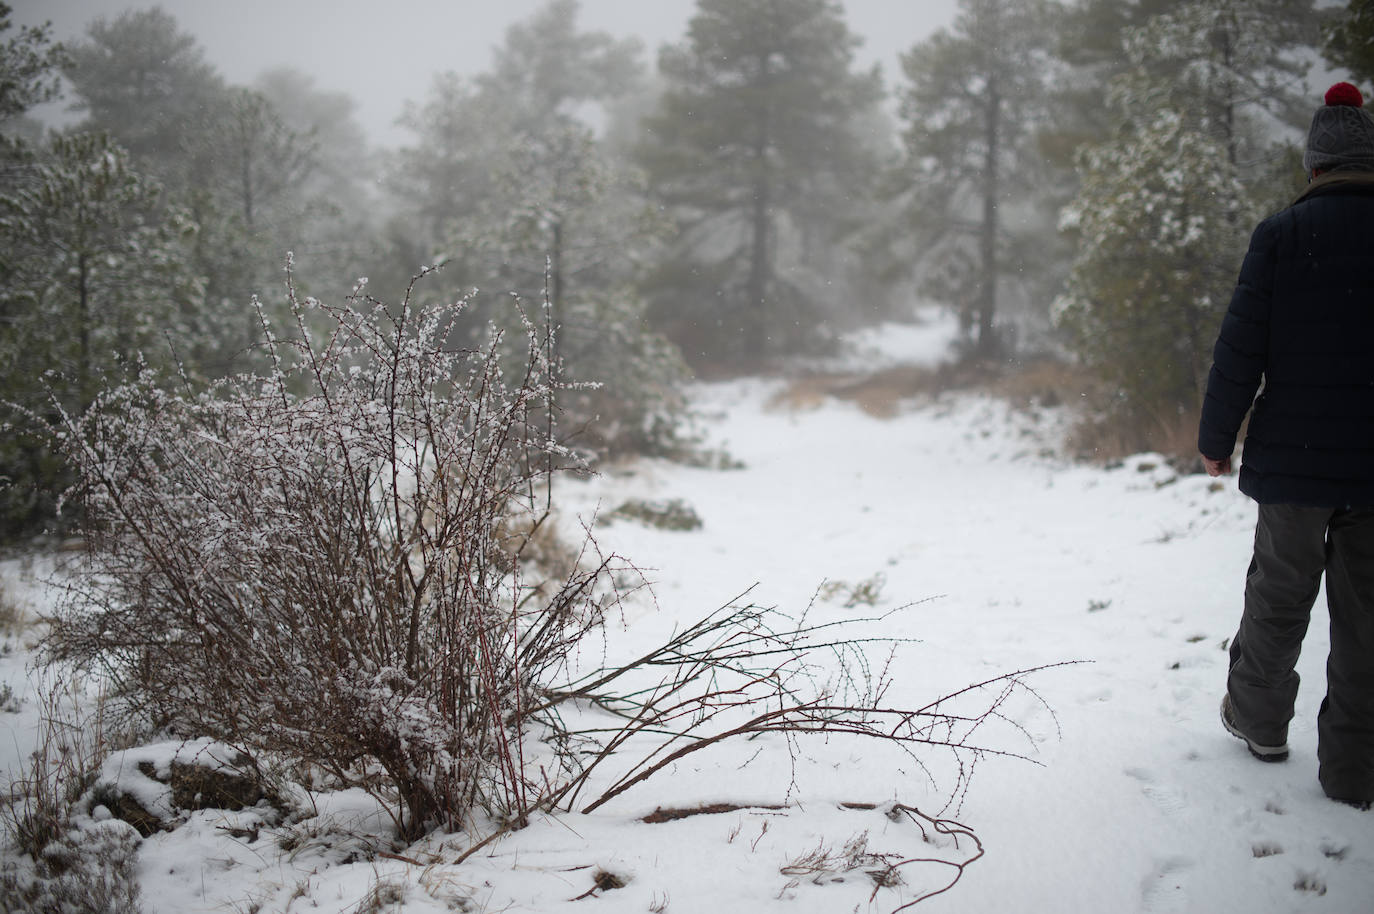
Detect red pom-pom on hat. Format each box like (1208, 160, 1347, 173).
(1326, 82, 1364, 107)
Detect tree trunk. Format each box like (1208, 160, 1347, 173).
(747, 174, 771, 356)
(78, 250, 92, 413)
(746, 55, 773, 357)
(978, 73, 1001, 356)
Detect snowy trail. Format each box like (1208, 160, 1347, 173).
(549, 376, 1374, 913)
(3, 323, 1373, 912)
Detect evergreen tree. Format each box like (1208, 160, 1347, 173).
(477, 0, 643, 130)
(389, 72, 509, 261)
(64, 11, 346, 361)
(636, 0, 883, 362)
(896, 0, 1064, 355)
(0, 2, 66, 180)
(251, 67, 381, 305)
(1044, 0, 1181, 179)
(457, 121, 685, 458)
(0, 133, 202, 536)
(1052, 0, 1320, 164)
(1326, 0, 1374, 85)
(62, 7, 227, 185)
(0, 2, 64, 134)
(0, 4, 70, 539)
(390, 0, 642, 263)
(387, 1, 684, 459)
(1053, 109, 1249, 438)
(253, 67, 374, 220)
(1052, 0, 1310, 444)
(0, 133, 200, 411)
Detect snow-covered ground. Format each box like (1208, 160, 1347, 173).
(3, 309, 1372, 913)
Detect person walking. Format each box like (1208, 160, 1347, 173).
(1198, 82, 1374, 810)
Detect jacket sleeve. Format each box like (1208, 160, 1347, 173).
(1198, 217, 1277, 460)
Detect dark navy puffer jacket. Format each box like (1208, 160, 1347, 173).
(1198, 171, 1374, 507)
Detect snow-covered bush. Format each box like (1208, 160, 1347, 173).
(0, 819, 144, 914)
(550, 288, 692, 462)
(39, 264, 1061, 865)
(0, 672, 145, 913)
(45, 266, 623, 840)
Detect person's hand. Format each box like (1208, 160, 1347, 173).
(1202, 454, 1232, 477)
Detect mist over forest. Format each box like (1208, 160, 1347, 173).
(3, 4, 1374, 911)
(0, 0, 1364, 540)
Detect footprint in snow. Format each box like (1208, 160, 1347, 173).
(1124, 767, 1188, 817)
(1293, 871, 1327, 896)
(1251, 841, 1283, 858)
(1140, 856, 1193, 914)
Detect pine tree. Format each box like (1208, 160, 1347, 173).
(1053, 110, 1250, 437)
(0, 4, 71, 539)
(390, 1, 643, 262)
(0, 2, 65, 132)
(1052, 0, 1320, 167)
(253, 67, 374, 219)
(0, 2, 66, 180)
(477, 0, 643, 131)
(0, 133, 201, 410)
(636, 0, 882, 362)
(1052, 0, 1310, 444)
(387, 1, 684, 459)
(895, 0, 1064, 356)
(1326, 0, 1374, 85)
(64, 10, 350, 360)
(0, 133, 202, 537)
(62, 7, 227, 185)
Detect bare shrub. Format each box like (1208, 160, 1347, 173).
(1, 674, 120, 860)
(45, 265, 627, 841)
(41, 264, 1070, 876)
(1, 674, 144, 913)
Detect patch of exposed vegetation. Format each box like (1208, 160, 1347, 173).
(604, 498, 703, 532)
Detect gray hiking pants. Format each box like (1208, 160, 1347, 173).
(1227, 503, 1374, 802)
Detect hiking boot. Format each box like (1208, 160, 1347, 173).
(1220, 695, 1289, 762)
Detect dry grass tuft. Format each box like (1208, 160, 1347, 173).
(0, 578, 27, 639)
(768, 366, 940, 418)
(1066, 402, 1210, 466)
(771, 353, 1210, 464)
(770, 356, 1093, 421)
(604, 498, 703, 532)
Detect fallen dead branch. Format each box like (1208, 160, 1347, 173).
(875, 804, 985, 909)
(641, 803, 783, 823)
(532, 590, 1078, 818)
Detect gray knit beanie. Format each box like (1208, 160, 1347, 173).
(1304, 82, 1374, 175)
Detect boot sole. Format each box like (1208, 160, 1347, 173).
(1220, 696, 1289, 762)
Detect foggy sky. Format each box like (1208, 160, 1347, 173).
(13, 0, 957, 147)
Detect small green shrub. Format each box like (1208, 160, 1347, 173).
(605, 498, 703, 531)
